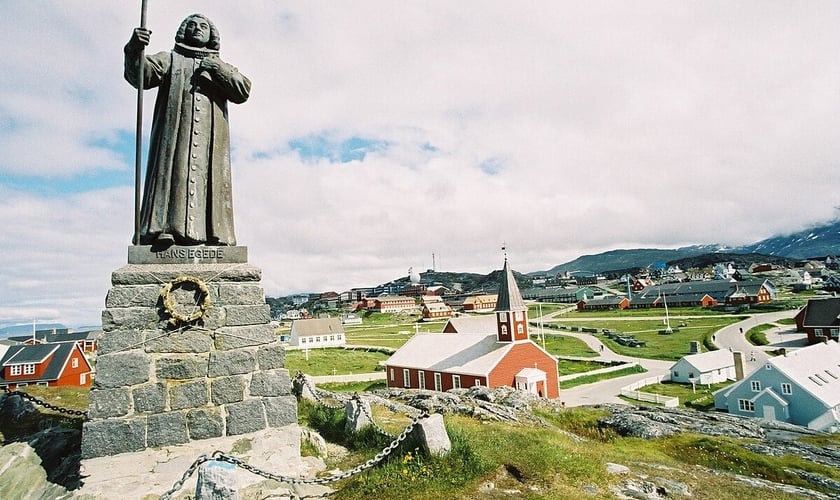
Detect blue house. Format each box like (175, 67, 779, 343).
(713, 341, 840, 432)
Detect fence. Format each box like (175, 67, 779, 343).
(310, 372, 386, 384)
(619, 375, 679, 408)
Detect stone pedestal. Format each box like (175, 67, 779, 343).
(81, 253, 296, 459)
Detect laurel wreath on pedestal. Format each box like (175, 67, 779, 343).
(160, 275, 212, 325)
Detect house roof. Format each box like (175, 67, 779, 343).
(495, 258, 527, 313)
(290, 317, 345, 337)
(385, 332, 515, 376)
(8, 329, 100, 345)
(0, 343, 88, 384)
(801, 298, 840, 328)
(766, 341, 840, 408)
(443, 315, 498, 334)
(2, 344, 59, 365)
(674, 349, 734, 373)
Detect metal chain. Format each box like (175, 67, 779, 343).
(2, 388, 89, 419)
(159, 453, 212, 500)
(214, 410, 429, 486)
(355, 394, 397, 439)
(159, 410, 429, 498)
(297, 373, 345, 410)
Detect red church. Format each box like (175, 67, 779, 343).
(385, 257, 559, 399)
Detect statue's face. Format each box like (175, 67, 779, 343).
(183, 17, 211, 47)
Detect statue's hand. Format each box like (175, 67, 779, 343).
(199, 56, 222, 75)
(128, 27, 151, 49)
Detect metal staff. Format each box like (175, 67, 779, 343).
(133, 0, 148, 246)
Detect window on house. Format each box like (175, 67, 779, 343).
(23, 364, 35, 375)
(434, 373, 442, 392)
(832, 329, 839, 339)
(453, 375, 461, 389)
(337, 334, 343, 340)
(390, 368, 394, 382)
(418, 371, 425, 390)
(10, 365, 21, 376)
(79, 373, 86, 385)
(37, 382, 48, 387)
(72, 358, 79, 368)
(815, 328, 824, 337)
(673, 371, 679, 377)
(500, 325, 508, 336)
(750, 381, 761, 392)
(403, 369, 411, 388)
(514, 311, 522, 321)
(474, 379, 482, 387)
(781, 383, 792, 395)
(738, 399, 755, 412)
(517, 324, 524, 335)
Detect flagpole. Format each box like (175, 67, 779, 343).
(133, 0, 148, 246)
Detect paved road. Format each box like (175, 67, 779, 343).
(532, 309, 802, 407)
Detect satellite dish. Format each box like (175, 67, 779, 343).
(409, 267, 421, 284)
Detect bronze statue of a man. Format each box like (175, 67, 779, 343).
(125, 14, 251, 246)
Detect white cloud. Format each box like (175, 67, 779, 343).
(1, 1, 839, 326)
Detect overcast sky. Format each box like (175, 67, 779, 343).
(1, 1, 839, 328)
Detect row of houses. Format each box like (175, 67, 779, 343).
(576, 279, 776, 311)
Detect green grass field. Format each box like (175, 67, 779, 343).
(547, 316, 743, 360)
(530, 334, 598, 357)
(285, 348, 389, 376)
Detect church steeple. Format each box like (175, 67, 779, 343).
(495, 255, 529, 342)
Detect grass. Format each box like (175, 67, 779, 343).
(547, 317, 744, 361)
(634, 380, 732, 410)
(285, 348, 389, 376)
(746, 323, 774, 346)
(320, 381, 387, 392)
(558, 365, 646, 389)
(557, 359, 624, 376)
(530, 334, 598, 358)
(299, 397, 840, 500)
(344, 321, 446, 348)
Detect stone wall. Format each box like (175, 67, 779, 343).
(82, 262, 296, 459)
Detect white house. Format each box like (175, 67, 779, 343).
(669, 349, 737, 384)
(713, 341, 840, 431)
(290, 317, 346, 348)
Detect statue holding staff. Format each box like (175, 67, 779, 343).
(125, 13, 251, 246)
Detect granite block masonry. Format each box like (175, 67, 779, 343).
(81, 258, 297, 459)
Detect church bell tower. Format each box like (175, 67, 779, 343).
(495, 256, 529, 342)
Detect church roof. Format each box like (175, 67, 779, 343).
(385, 332, 515, 376)
(495, 258, 527, 313)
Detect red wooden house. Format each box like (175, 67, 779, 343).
(795, 297, 840, 345)
(386, 257, 559, 399)
(0, 342, 92, 390)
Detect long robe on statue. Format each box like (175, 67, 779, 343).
(124, 41, 251, 246)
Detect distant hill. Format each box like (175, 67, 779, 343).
(533, 245, 727, 277)
(736, 218, 840, 259)
(0, 323, 66, 339)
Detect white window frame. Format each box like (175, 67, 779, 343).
(23, 364, 35, 375)
(403, 369, 411, 388)
(815, 328, 824, 337)
(517, 324, 524, 335)
(781, 383, 792, 395)
(500, 325, 508, 336)
(389, 368, 394, 382)
(453, 374, 461, 389)
(10, 365, 21, 376)
(738, 399, 755, 412)
(434, 372, 442, 392)
(750, 380, 761, 392)
(474, 379, 482, 387)
(72, 358, 79, 369)
(80, 373, 86, 385)
(418, 370, 425, 390)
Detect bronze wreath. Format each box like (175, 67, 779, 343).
(160, 275, 212, 325)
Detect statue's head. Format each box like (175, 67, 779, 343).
(176, 14, 220, 50)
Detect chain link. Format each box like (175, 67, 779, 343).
(2, 387, 89, 419)
(159, 454, 212, 500)
(355, 394, 397, 439)
(159, 410, 429, 498)
(297, 372, 346, 410)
